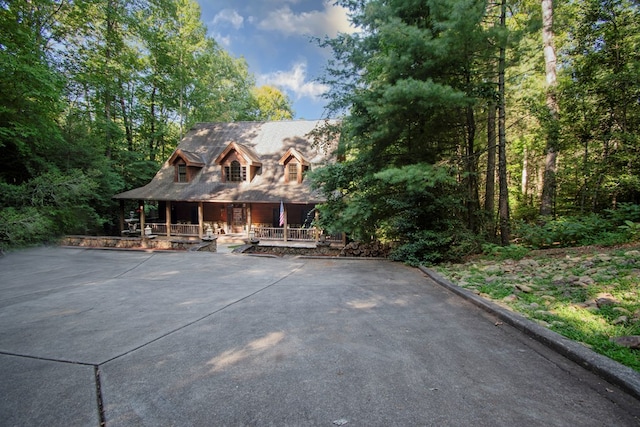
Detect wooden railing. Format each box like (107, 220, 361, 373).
(253, 226, 343, 243)
(253, 227, 284, 240)
(148, 223, 200, 236)
(148, 223, 343, 242)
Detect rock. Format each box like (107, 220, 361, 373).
(551, 275, 565, 284)
(518, 259, 539, 268)
(597, 253, 612, 262)
(529, 302, 540, 309)
(534, 310, 553, 317)
(515, 284, 533, 293)
(612, 307, 631, 315)
(578, 276, 595, 286)
(483, 264, 502, 274)
(624, 250, 640, 258)
(503, 294, 518, 302)
(612, 316, 628, 325)
(595, 293, 619, 307)
(485, 275, 500, 283)
(610, 335, 640, 349)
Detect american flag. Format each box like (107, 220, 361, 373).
(279, 201, 285, 226)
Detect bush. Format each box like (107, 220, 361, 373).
(482, 243, 529, 260)
(513, 213, 631, 248)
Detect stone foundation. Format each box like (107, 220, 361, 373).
(243, 244, 343, 257)
(60, 235, 216, 252)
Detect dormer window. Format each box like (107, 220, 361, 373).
(215, 142, 262, 183)
(168, 149, 205, 183)
(288, 163, 298, 182)
(279, 148, 310, 184)
(225, 160, 247, 182)
(177, 163, 187, 182)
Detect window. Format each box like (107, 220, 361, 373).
(177, 164, 187, 182)
(225, 160, 246, 182)
(288, 163, 298, 183)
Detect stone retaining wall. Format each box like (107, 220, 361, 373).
(61, 235, 216, 252)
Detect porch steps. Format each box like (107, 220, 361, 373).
(215, 233, 249, 245)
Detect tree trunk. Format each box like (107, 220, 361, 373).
(485, 101, 497, 228)
(466, 104, 479, 232)
(150, 86, 157, 162)
(498, 0, 510, 245)
(539, 0, 559, 216)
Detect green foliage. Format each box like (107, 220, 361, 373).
(436, 248, 640, 371)
(512, 211, 640, 248)
(482, 243, 530, 260)
(0, 170, 106, 249)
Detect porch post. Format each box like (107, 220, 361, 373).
(139, 200, 145, 236)
(314, 209, 320, 242)
(283, 203, 288, 242)
(198, 202, 204, 239)
(166, 201, 171, 237)
(119, 199, 125, 234)
(246, 203, 252, 239)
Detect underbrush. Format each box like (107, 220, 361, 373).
(435, 246, 640, 372)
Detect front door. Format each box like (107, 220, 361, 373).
(228, 205, 246, 233)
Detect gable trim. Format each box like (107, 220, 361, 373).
(278, 147, 309, 166)
(215, 142, 262, 167)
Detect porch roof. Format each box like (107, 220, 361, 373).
(113, 120, 339, 204)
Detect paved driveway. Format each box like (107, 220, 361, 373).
(0, 247, 638, 426)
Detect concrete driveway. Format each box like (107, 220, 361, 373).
(0, 247, 638, 426)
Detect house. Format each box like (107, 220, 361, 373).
(113, 120, 341, 243)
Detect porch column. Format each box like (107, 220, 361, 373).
(246, 203, 252, 239)
(139, 200, 145, 236)
(283, 203, 288, 242)
(314, 210, 320, 242)
(119, 200, 125, 234)
(198, 202, 204, 239)
(166, 201, 171, 237)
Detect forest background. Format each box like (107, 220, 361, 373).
(1, 0, 639, 265)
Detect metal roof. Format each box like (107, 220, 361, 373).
(113, 120, 339, 204)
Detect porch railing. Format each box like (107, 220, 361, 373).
(148, 223, 200, 236)
(253, 226, 343, 243)
(147, 223, 343, 242)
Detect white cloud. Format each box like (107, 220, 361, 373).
(258, 61, 328, 102)
(211, 32, 232, 48)
(212, 9, 244, 30)
(257, 0, 355, 37)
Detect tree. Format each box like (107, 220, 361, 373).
(248, 85, 294, 121)
(313, 0, 493, 263)
(539, 0, 560, 216)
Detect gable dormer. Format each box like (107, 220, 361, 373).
(168, 149, 205, 183)
(214, 142, 262, 183)
(279, 148, 310, 184)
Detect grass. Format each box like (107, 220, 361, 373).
(434, 245, 640, 372)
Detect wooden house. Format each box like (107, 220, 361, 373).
(113, 120, 341, 243)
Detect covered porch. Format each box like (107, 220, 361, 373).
(119, 200, 343, 244)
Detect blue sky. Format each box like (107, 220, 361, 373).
(195, 0, 356, 120)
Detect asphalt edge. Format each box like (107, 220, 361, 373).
(419, 265, 640, 402)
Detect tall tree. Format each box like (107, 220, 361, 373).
(539, 0, 559, 216)
(313, 0, 492, 263)
(497, 0, 511, 244)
